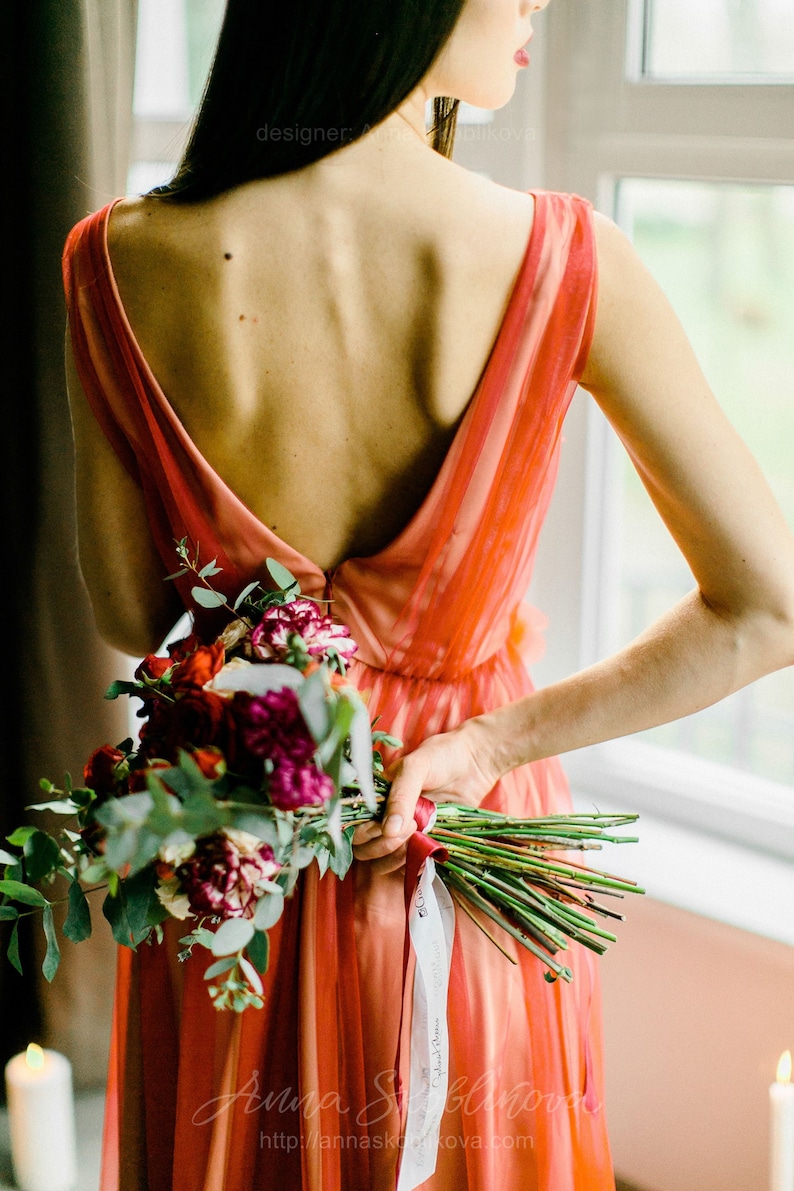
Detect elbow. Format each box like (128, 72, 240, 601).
(765, 601, 794, 670)
(724, 594, 794, 676)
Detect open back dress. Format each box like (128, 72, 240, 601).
(63, 187, 615, 1191)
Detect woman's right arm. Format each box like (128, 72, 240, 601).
(354, 210, 794, 872)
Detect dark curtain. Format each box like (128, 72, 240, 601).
(1, 0, 138, 1089)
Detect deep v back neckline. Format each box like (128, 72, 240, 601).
(100, 190, 545, 578)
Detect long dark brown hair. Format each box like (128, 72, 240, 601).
(151, 1, 465, 201)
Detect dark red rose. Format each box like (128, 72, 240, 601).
(83, 745, 126, 796)
(134, 654, 174, 682)
(168, 633, 199, 662)
(170, 643, 226, 692)
(166, 689, 237, 761)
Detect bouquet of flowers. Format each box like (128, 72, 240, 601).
(0, 542, 644, 1011)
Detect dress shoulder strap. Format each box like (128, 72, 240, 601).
(381, 187, 599, 679)
(62, 201, 144, 486)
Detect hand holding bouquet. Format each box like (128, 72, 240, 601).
(0, 543, 644, 1011)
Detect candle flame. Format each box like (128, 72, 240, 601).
(25, 1043, 44, 1071)
(777, 1050, 792, 1084)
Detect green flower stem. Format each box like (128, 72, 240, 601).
(442, 868, 573, 982)
(442, 860, 570, 952)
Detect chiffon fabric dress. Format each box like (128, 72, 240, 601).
(63, 187, 615, 1191)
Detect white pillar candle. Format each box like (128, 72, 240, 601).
(4, 1045, 77, 1191)
(771, 1050, 794, 1191)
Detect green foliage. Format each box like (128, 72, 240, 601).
(253, 888, 284, 931)
(191, 586, 227, 609)
(265, 557, 299, 593)
(6, 826, 36, 848)
(7, 922, 22, 975)
(22, 830, 60, 883)
(0, 880, 48, 908)
(211, 917, 254, 956)
(41, 906, 60, 983)
(101, 868, 163, 950)
(105, 680, 143, 701)
(63, 881, 92, 944)
(246, 930, 269, 975)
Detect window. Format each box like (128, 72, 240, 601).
(643, 0, 794, 80)
(128, 0, 544, 195)
(129, 0, 226, 195)
(533, 0, 794, 864)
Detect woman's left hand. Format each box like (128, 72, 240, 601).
(351, 717, 503, 876)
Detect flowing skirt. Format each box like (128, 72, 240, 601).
(100, 648, 616, 1191)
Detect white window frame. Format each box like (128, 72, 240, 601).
(531, 0, 794, 871)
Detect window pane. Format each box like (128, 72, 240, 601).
(614, 178, 794, 784)
(644, 0, 794, 79)
(133, 0, 223, 118)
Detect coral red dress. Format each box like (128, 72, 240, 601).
(63, 188, 614, 1191)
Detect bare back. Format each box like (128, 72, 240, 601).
(107, 150, 536, 572)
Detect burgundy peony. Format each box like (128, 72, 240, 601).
(234, 688, 315, 765)
(176, 829, 281, 918)
(251, 598, 356, 663)
(268, 760, 334, 811)
(83, 745, 126, 796)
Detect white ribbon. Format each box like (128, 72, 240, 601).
(396, 845, 456, 1191)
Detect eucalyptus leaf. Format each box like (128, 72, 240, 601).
(228, 812, 281, 851)
(41, 905, 61, 983)
(298, 669, 331, 743)
(0, 906, 18, 921)
(204, 956, 237, 981)
(314, 845, 331, 878)
(0, 849, 18, 866)
(265, 558, 298, 591)
(199, 558, 220, 577)
(347, 696, 377, 812)
(211, 917, 255, 957)
(247, 929, 270, 974)
(292, 846, 315, 870)
(327, 828, 354, 879)
(239, 955, 264, 996)
(325, 799, 343, 850)
(190, 586, 227, 609)
(253, 889, 284, 931)
(233, 581, 260, 609)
